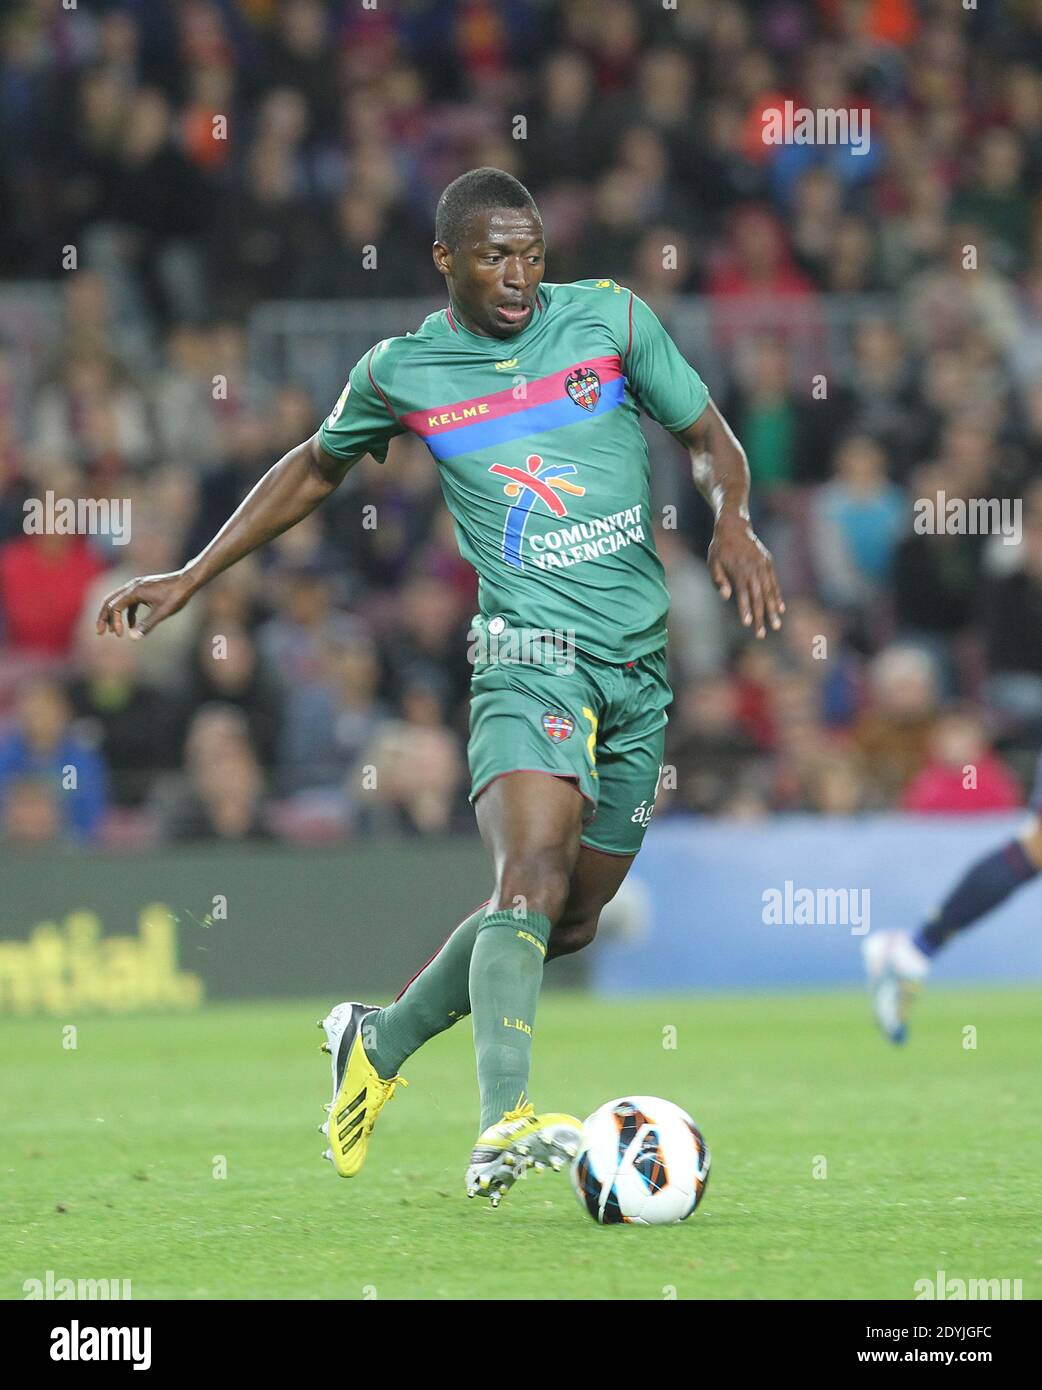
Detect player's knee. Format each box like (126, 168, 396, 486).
(547, 912, 599, 959)
(491, 854, 572, 925)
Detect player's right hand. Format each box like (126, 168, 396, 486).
(95, 570, 195, 639)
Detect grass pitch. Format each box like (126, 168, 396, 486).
(2, 988, 1038, 1300)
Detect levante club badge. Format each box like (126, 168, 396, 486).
(565, 367, 601, 411)
(542, 712, 575, 741)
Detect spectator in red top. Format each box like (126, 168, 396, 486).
(707, 205, 816, 301)
(706, 205, 823, 360)
(902, 709, 1022, 815)
(0, 530, 105, 657)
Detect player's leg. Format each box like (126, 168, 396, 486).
(546, 644, 672, 962)
(348, 833, 633, 1097)
(362, 839, 633, 1075)
(548, 843, 636, 959)
(470, 769, 585, 1127)
(318, 898, 492, 1177)
(863, 808, 1042, 1044)
(326, 817, 632, 1184)
(320, 652, 601, 1180)
(463, 650, 669, 1197)
(369, 652, 604, 1078)
(363, 899, 490, 1080)
(463, 769, 591, 1202)
(913, 815, 1042, 958)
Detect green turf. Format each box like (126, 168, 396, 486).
(1, 988, 1039, 1300)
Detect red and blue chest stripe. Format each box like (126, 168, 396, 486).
(399, 355, 625, 461)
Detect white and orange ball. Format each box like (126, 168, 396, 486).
(571, 1096, 711, 1226)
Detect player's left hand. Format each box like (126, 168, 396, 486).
(707, 514, 784, 639)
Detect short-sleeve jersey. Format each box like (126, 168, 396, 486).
(318, 279, 709, 663)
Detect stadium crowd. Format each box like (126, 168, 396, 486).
(1, 0, 1042, 847)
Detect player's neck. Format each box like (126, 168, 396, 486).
(446, 290, 543, 344)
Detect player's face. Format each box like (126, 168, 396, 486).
(435, 207, 546, 339)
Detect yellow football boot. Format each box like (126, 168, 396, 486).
(317, 1002, 407, 1177)
(465, 1102, 583, 1207)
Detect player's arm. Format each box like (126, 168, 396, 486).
(96, 435, 357, 638)
(618, 285, 784, 638)
(674, 401, 784, 640)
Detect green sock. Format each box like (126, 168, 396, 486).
(366, 903, 488, 1079)
(469, 907, 552, 1133)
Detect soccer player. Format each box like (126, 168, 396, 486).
(96, 168, 783, 1205)
(863, 805, 1042, 1044)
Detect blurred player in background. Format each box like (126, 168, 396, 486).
(96, 167, 782, 1204)
(864, 798, 1042, 1044)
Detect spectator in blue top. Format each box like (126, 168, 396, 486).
(811, 435, 907, 616)
(0, 677, 109, 842)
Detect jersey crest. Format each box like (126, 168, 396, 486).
(565, 367, 601, 412)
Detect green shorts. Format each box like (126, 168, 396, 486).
(467, 636, 673, 857)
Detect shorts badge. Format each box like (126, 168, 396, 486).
(542, 711, 575, 741)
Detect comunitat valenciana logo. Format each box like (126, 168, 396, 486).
(490, 453, 585, 568)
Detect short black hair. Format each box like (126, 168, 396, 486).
(435, 167, 541, 251)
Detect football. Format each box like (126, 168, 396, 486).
(570, 1095, 711, 1226)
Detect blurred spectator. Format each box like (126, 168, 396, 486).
(845, 318, 919, 472)
(810, 436, 906, 616)
(851, 645, 940, 806)
(152, 706, 271, 843)
(279, 622, 389, 795)
(724, 334, 849, 491)
(175, 624, 284, 769)
(380, 573, 472, 714)
(656, 527, 727, 683)
(32, 353, 151, 470)
(1, 777, 64, 848)
(101, 87, 212, 326)
(523, 51, 609, 189)
(257, 563, 345, 691)
(802, 749, 870, 817)
(667, 676, 761, 816)
(352, 721, 468, 836)
(150, 325, 225, 470)
(768, 669, 842, 810)
(776, 597, 861, 729)
(901, 708, 1022, 815)
(75, 502, 200, 687)
(707, 205, 820, 357)
(950, 127, 1033, 277)
(982, 485, 1042, 722)
(67, 629, 179, 808)
(0, 528, 105, 659)
(892, 462, 984, 645)
(0, 678, 109, 841)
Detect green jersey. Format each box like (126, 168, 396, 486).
(318, 278, 709, 663)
